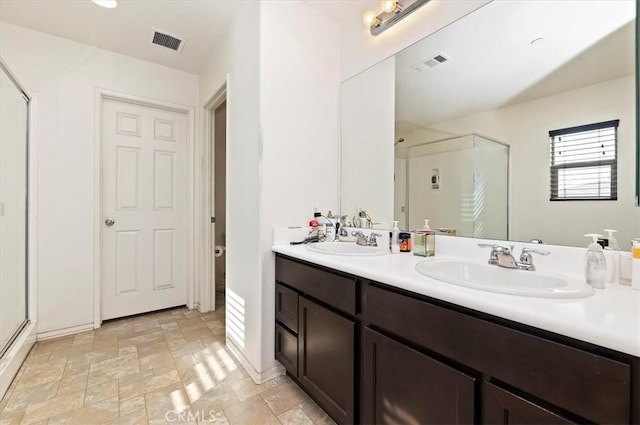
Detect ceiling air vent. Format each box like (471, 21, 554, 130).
(411, 52, 451, 72)
(149, 28, 186, 53)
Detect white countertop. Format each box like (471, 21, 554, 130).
(272, 235, 640, 357)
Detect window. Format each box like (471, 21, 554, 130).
(549, 120, 618, 201)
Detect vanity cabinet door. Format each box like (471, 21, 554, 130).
(298, 296, 355, 425)
(483, 382, 577, 424)
(363, 326, 476, 425)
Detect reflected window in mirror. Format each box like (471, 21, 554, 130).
(550, 120, 619, 201)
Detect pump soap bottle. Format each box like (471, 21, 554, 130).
(413, 219, 435, 257)
(584, 234, 606, 289)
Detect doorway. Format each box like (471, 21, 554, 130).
(211, 101, 226, 310)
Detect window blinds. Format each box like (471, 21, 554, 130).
(549, 120, 618, 201)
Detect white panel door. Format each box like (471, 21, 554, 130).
(101, 99, 187, 320)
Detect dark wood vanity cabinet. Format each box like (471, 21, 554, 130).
(275, 256, 357, 425)
(362, 326, 476, 424)
(274, 254, 639, 425)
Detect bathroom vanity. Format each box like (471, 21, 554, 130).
(272, 244, 640, 425)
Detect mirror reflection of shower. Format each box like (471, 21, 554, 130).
(395, 138, 405, 146)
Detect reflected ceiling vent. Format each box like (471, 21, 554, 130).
(411, 52, 451, 71)
(149, 28, 186, 53)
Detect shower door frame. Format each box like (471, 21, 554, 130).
(0, 57, 39, 399)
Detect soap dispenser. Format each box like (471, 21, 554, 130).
(584, 234, 606, 289)
(603, 229, 620, 284)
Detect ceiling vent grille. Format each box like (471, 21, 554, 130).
(411, 52, 451, 71)
(149, 28, 186, 53)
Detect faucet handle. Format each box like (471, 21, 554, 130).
(369, 232, 382, 246)
(521, 247, 550, 256)
(519, 247, 550, 271)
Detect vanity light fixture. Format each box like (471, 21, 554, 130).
(363, 0, 431, 36)
(91, 0, 118, 8)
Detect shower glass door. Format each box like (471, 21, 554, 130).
(0, 59, 29, 356)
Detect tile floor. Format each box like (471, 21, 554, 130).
(0, 293, 335, 425)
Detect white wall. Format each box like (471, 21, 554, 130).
(0, 22, 199, 334)
(260, 0, 340, 375)
(198, 0, 340, 380)
(341, 57, 395, 226)
(429, 75, 636, 249)
(339, 0, 490, 80)
(199, 1, 262, 375)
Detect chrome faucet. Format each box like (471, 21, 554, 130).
(352, 231, 382, 247)
(478, 244, 549, 271)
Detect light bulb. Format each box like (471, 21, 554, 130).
(362, 10, 379, 27)
(91, 0, 118, 8)
(381, 0, 397, 13)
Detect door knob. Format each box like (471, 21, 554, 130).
(105, 218, 115, 226)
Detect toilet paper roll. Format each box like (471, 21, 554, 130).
(214, 245, 226, 258)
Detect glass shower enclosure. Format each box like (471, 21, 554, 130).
(399, 134, 509, 239)
(0, 59, 30, 358)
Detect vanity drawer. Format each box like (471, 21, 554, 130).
(276, 256, 356, 316)
(362, 283, 631, 424)
(276, 283, 298, 333)
(276, 323, 298, 377)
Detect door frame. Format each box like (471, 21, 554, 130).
(198, 78, 227, 313)
(92, 89, 196, 328)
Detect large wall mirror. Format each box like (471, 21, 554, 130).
(341, 0, 638, 249)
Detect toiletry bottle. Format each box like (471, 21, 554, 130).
(603, 229, 620, 284)
(399, 232, 412, 252)
(425, 222, 436, 257)
(413, 219, 435, 257)
(584, 234, 606, 289)
(390, 221, 400, 254)
(323, 212, 336, 242)
(632, 239, 640, 290)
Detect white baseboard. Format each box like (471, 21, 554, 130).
(226, 338, 285, 384)
(1, 322, 37, 399)
(37, 323, 94, 341)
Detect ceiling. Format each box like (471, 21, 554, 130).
(395, 0, 636, 127)
(0, 0, 246, 74)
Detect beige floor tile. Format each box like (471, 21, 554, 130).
(48, 396, 119, 425)
(138, 351, 175, 372)
(313, 413, 337, 425)
(20, 389, 85, 424)
(144, 383, 191, 422)
(187, 384, 240, 414)
(64, 347, 119, 373)
(260, 382, 308, 416)
(298, 399, 326, 422)
(223, 395, 280, 425)
(34, 336, 75, 353)
(0, 380, 59, 413)
(14, 357, 66, 390)
(88, 353, 140, 386)
(72, 331, 95, 346)
(0, 409, 25, 425)
(137, 340, 170, 359)
(119, 369, 180, 401)
(120, 396, 146, 416)
(169, 340, 206, 358)
(278, 407, 314, 425)
(85, 379, 119, 404)
(57, 368, 89, 395)
(231, 377, 280, 402)
(22, 350, 50, 366)
(105, 409, 148, 425)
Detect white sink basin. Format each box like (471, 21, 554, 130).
(306, 242, 388, 256)
(416, 259, 594, 298)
